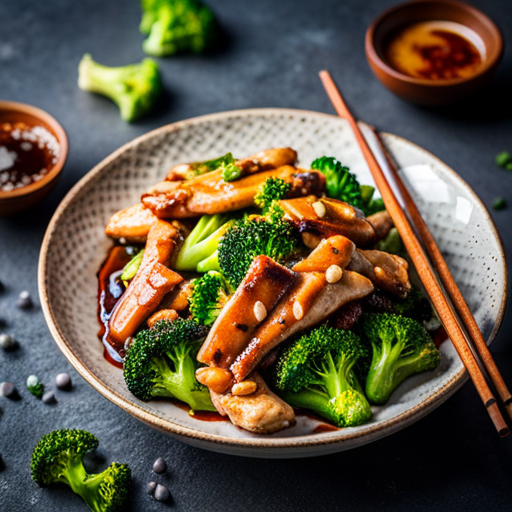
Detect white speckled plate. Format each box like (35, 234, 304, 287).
(39, 109, 507, 458)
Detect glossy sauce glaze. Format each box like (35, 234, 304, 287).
(0, 121, 60, 192)
(384, 21, 484, 80)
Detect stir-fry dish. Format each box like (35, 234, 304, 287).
(98, 147, 442, 435)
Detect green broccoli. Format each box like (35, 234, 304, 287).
(360, 313, 440, 405)
(274, 324, 371, 428)
(123, 318, 216, 411)
(140, 0, 217, 57)
(391, 287, 434, 323)
(78, 54, 162, 122)
(375, 227, 404, 255)
(189, 271, 232, 326)
(31, 429, 131, 512)
(180, 153, 239, 180)
(359, 184, 386, 216)
(311, 156, 363, 209)
(175, 214, 230, 272)
(120, 250, 144, 286)
(254, 177, 292, 213)
(219, 152, 242, 182)
(26, 375, 45, 398)
(218, 214, 299, 288)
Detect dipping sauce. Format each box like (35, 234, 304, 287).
(0, 121, 60, 192)
(384, 21, 485, 80)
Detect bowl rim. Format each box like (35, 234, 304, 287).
(38, 108, 508, 451)
(365, 0, 504, 87)
(0, 100, 68, 200)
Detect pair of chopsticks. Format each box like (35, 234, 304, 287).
(319, 70, 512, 437)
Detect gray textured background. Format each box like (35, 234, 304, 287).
(1, 0, 512, 510)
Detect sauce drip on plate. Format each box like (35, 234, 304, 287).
(384, 21, 484, 80)
(0, 121, 59, 192)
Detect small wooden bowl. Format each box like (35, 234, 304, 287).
(365, 0, 504, 105)
(0, 101, 68, 216)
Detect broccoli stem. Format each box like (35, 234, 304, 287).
(281, 388, 340, 425)
(196, 250, 221, 272)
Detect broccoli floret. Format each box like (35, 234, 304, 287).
(123, 318, 215, 411)
(120, 249, 144, 286)
(254, 177, 292, 213)
(274, 324, 371, 428)
(359, 184, 386, 216)
(140, 0, 217, 57)
(375, 227, 404, 255)
(218, 214, 299, 288)
(78, 54, 162, 122)
(189, 271, 232, 326)
(31, 429, 130, 512)
(391, 287, 433, 323)
(175, 214, 230, 272)
(361, 313, 440, 405)
(311, 156, 363, 209)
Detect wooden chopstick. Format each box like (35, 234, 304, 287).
(319, 69, 510, 437)
(368, 126, 512, 421)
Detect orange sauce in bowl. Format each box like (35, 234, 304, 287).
(384, 21, 485, 80)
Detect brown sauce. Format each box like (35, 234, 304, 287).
(0, 121, 59, 192)
(172, 400, 229, 422)
(384, 21, 483, 80)
(432, 325, 448, 348)
(97, 245, 137, 364)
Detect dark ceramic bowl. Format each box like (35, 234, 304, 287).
(0, 101, 68, 216)
(365, 0, 503, 105)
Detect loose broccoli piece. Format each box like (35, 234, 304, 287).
(375, 227, 404, 255)
(175, 214, 230, 272)
(78, 54, 162, 122)
(361, 313, 440, 405)
(31, 429, 130, 512)
(495, 151, 512, 169)
(274, 324, 371, 427)
(311, 156, 363, 209)
(181, 153, 238, 180)
(189, 271, 232, 326)
(27, 375, 45, 398)
(219, 152, 242, 182)
(391, 286, 433, 323)
(218, 214, 299, 288)
(140, 0, 217, 57)
(120, 249, 144, 286)
(254, 177, 292, 213)
(123, 318, 216, 411)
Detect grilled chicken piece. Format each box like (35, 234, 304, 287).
(142, 166, 325, 219)
(348, 249, 411, 298)
(147, 309, 178, 328)
(292, 235, 355, 272)
(106, 220, 183, 350)
(210, 373, 296, 434)
(159, 279, 194, 312)
(105, 203, 159, 243)
(165, 147, 298, 181)
(231, 270, 374, 382)
(279, 196, 377, 248)
(197, 255, 296, 368)
(367, 210, 394, 240)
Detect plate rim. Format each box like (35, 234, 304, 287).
(38, 107, 508, 452)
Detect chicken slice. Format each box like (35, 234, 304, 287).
(142, 166, 325, 219)
(292, 235, 355, 272)
(348, 249, 411, 298)
(367, 210, 394, 240)
(106, 220, 183, 350)
(197, 255, 296, 368)
(165, 147, 298, 181)
(279, 196, 377, 248)
(105, 203, 159, 243)
(210, 373, 296, 434)
(231, 270, 374, 382)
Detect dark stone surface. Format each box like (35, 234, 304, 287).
(1, 0, 512, 510)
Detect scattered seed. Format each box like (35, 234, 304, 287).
(147, 481, 157, 495)
(152, 457, 167, 474)
(325, 264, 343, 284)
(16, 290, 33, 309)
(253, 301, 267, 322)
(55, 372, 72, 390)
(26, 375, 44, 398)
(42, 391, 56, 404)
(0, 382, 16, 399)
(312, 201, 326, 218)
(154, 484, 170, 502)
(293, 301, 304, 320)
(232, 381, 258, 396)
(0, 334, 18, 351)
